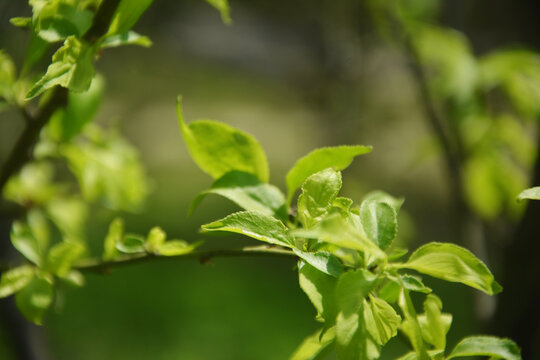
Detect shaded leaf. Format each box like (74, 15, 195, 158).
(107, 0, 154, 36)
(15, 276, 53, 325)
(359, 199, 397, 250)
(293, 249, 344, 278)
(0, 266, 35, 298)
(202, 211, 293, 247)
(298, 261, 338, 323)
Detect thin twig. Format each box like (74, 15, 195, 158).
(75, 246, 297, 274)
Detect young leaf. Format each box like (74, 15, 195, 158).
(45, 241, 85, 277)
(400, 275, 431, 294)
(447, 336, 521, 360)
(46, 197, 88, 241)
(417, 294, 451, 350)
(107, 0, 154, 36)
(0, 266, 35, 298)
(298, 261, 338, 323)
(205, 0, 232, 25)
(0, 50, 15, 102)
(177, 97, 269, 182)
(101, 31, 152, 48)
(398, 289, 429, 360)
(297, 169, 342, 228)
(47, 74, 105, 142)
(293, 249, 344, 278)
(398, 242, 502, 295)
(103, 218, 123, 260)
(189, 171, 285, 219)
(15, 276, 54, 325)
(364, 295, 401, 345)
(26, 36, 95, 99)
(335, 269, 379, 360)
(517, 186, 540, 201)
(201, 211, 293, 247)
(286, 145, 372, 204)
(157, 240, 202, 256)
(290, 327, 335, 360)
(302, 214, 386, 261)
(116, 234, 146, 254)
(11, 221, 46, 266)
(146, 226, 166, 253)
(359, 199, 397, 250)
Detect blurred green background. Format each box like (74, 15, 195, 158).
(1, 0, 539, 359)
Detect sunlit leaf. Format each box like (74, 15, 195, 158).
(157, 240, 202, 256)
(107, 0, 154, 36)
(447, 336, 521, 360)
(290, 327, 335, 360)
(298, 261, 338, 324)
(46, 241, 85, 277)
(517, 186, 540, 201)
(399, 242, 502, 295)
(177, 97, 269, 182)
(101, 31, 152, 48)
(26, 36, 96, 99)
(146, 226, 166, 253)
(364, 295, 401, 345)
(103, 218, 123, 260)
(297, 169, 342, 229)
(286, 145, 372, 204)
(417, 294, 451, 349)
(204, 0, 232, 24)
(359, 199, 397, 250)
(117, 234, 146, 254)
(202, 211, 293, 247)
(190, 171, 285, 219)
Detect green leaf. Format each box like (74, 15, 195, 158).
(286, 145, 372, 204)
(11, 219, 48, 266)
(398, 289, 429, 360)
(26, 36, 95, 99)
(10, 17, 32, 27)
(377, 278, 401, 304)
(364, 295, 401, 345)
(447, 336, 521, 360)
(290, 327, 335, 360)
(359, 199, 397, 250)
(300, 214, 386, 262)
(60, 270, 85, 287)
(15, 276, 54, 325)
(189, 171, 285, 219)
(517, 186, 540, 201)
(0, 266, 35, 298)
(177, 97, 269, 182)
(117, 234, 146, 254)
(201, 211, 293, 247)
(48, 74, 105, 142)
(298, 169, 342, 228)
(204, 0, 232, 24)
(46, 197, 88, 241)
(62, 126, 149, 210)
(103, 218, 123, 260)
(400, 275, 431, 294)
(3, 162, 59, 206)
(335, 269, 379, 360)
(101, 31, 152, 48)
(293, 249, 344, 278)
(45, 241, 85, 277)
(107, 0, 154, 36)
(417, 294, 451, 350)
(146, 226, 166, 253)
(298, 261, 338, 323)
(0, 50, 16, 102)
(29, 0, 93, 42)
(399, 242, 502, 295)
(157, 240, 202, 256)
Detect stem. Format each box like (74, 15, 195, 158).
(75, 246, 297, 274)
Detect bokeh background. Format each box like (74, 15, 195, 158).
(1, 0, 540, 359)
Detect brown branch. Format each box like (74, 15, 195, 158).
(75, 246, 297, 274)
(0, 0, 122, 192)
